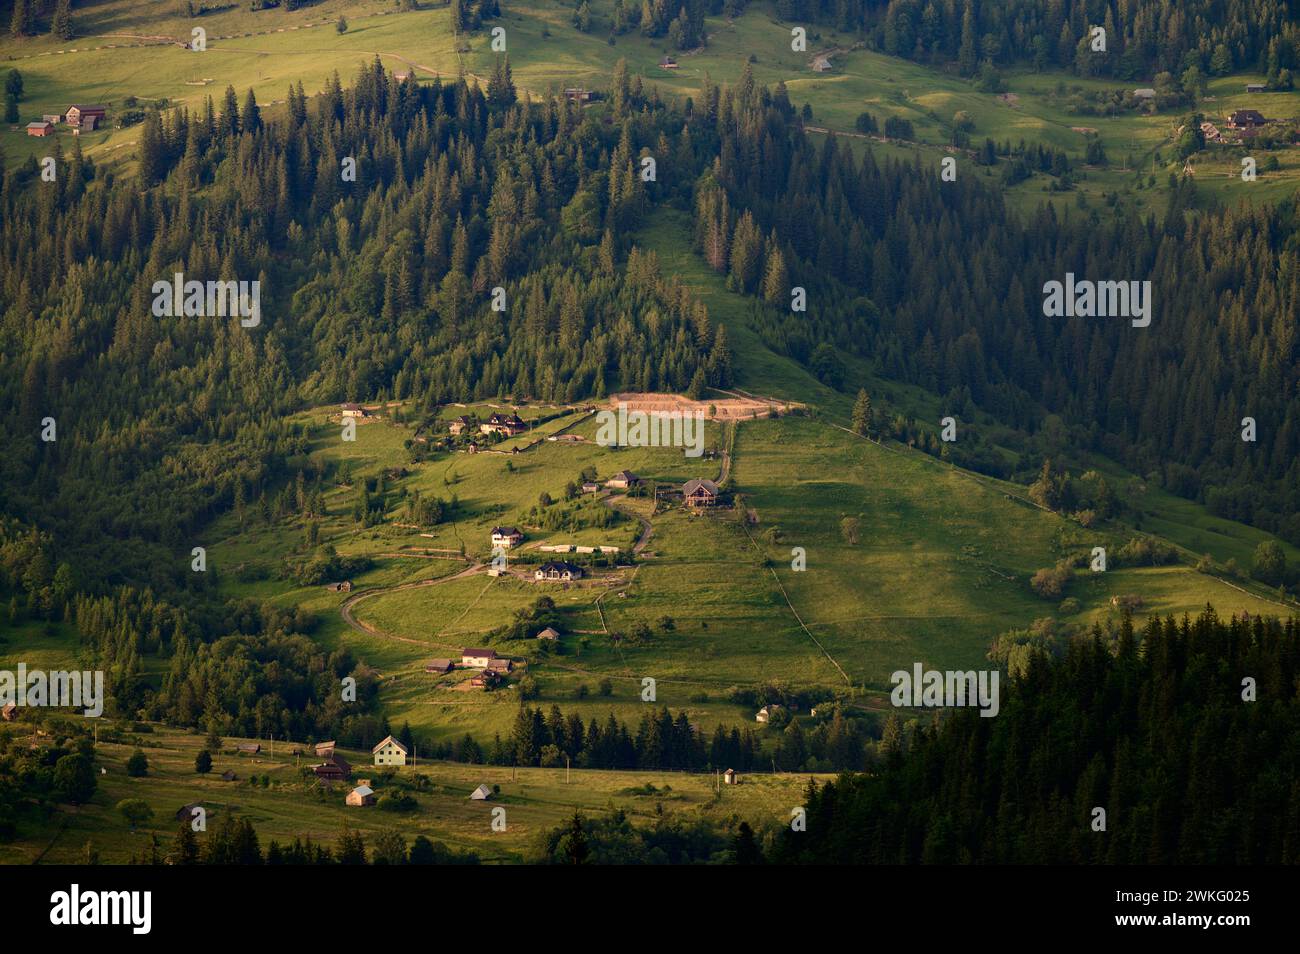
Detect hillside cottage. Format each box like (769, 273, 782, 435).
(462, 648, 498, 669)
(25, 121, 54, 137)
(340, 402, 371, 419)
(659, 56, 678, 69)
(755, 704, 782, 723)
(425, 658, 454, 673)
(324, 580, 352, 592)
(1247, 83, 1266, 93)
(481, 412, 526, 436)
(582, 482, 601, 494)
(535, 560, 584, 582)
(682, 478, 719, 507)
(449, 415, 474, 435)
(1132, 88, 1156, 99)
(486, 657, 513, 674)
(1228, 109, 1268, 129)
(314, 741, 336, 758)
(564, 88, 594, 103)
(346, 784, 376, 807)
(236, 743, 260, 754)
(470, 783, 493, 800)
(605, 470, 639, 489)
(372, 735, 408, 767)
(537, 626, 560, 641)
(64, 104, 105, 128)
(491, 526, 524, 548)
(176, 803, 203, 822)
(313, 754, 352, 782)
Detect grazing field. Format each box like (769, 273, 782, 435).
(0, 723, 817, 864)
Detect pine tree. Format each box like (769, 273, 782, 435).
(51, 0, 74, 40)
(851, 389, 872, 437)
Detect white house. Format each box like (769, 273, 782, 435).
(491, 526, 524, 548)
(372, 735, 408, 767)
(462, 648, 497, 669)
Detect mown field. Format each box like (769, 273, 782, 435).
(0, 722, 816, 864)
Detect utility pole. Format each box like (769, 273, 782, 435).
(566, 755, 570, 784)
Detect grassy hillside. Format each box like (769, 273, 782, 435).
(0, 722, 815, 864)
(5, 0, 1299, 218)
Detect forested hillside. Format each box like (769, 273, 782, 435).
(772, 608, 1300, 864)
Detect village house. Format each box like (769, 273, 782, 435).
(313, 754, 352, 782)
(535, 560, 584, 582)
(486, 657, 513, 674)
(659, 56, 678, 69)
(314, 741, 336, 758)
(491, 526, 524, 548)
(1132, 88, 1156, 100)
(372, 735, 408, 767)
(236, 743, 261, 755)
(462, 648, 498, 669)
(682, 477, 719, 507)
(582, 481, 601, 494)
(480, 412, 526, 436)
(25, 121, 54, 137)
(346, 784, 376, 806)
(605, 470, 639, 490)
(64, 104, 105, 129)
(536, 626, 561, 641)
(564, 88, 594, 103)
(1228, 109, 1268, 129)
(221, 770, 237, 782)
(325, 580, 353, 593)
(470, 671, 501, 689)
(1200, 121, 1223, 142)
(1247, 83, 1266, 93)
(340, 402, 371, 419)
(425, 658, 454, 673)
(176, 803, 203, 822)
(470, 783, 493, 800)
(755, 704, 782, 723)
(812, 56, 833, 72)
(448, 415, 474, 436)
(724, 768, 737, 785)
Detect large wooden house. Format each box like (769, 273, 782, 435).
(480, 412, 526, 436)
(682, 478, 719, 507)
(313, 754, 352, 782)
(1227, 109, 1268, 129)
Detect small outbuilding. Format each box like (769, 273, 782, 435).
(470, 783, 493, 800)
(346, 784, 376, 807)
